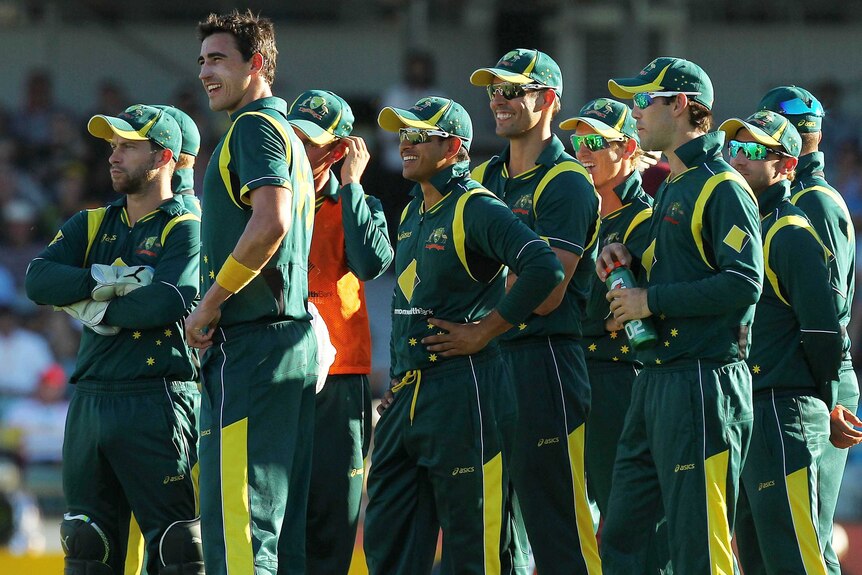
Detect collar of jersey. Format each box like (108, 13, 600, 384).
(757, 179, 791, 218)
(794, 151, 825, 183)
(673, 131, 724, 170)
(227, 96, 288, 122)
(490, 134, 568, 178)
(612, 169, 645, 205)
(321, 169, 340, 202)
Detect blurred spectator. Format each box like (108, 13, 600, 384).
(2, 364, 68, 465)
(0, 300, 55, 404)
(0, 199, 45, 286)
(0, 457, 44, 554)
(9, 70, 61, 164)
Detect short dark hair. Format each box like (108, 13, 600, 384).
(687, 101, 712, 133)
(800, 132, 820, 155)
(198, 10, 278, 86)
(455, 144, 470, 164)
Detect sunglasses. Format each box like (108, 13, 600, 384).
(727, 139, 791, 161)
(398, 127, 452, 144)
(775, 97, 825, 117)
(633, 91, 702, 110)
(486, 82, 548, 101)
(571, 134, 624, 152)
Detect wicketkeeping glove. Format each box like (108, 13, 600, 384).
(58, 299, 120, 336)
(91, 264, 154, 301)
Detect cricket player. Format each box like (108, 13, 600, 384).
(597, 57, 763, 573)
(720, 110, 842, 574)
(287, 89, 393, 574)
(25, 104, 203, 575)
(364, 95, 564, 574)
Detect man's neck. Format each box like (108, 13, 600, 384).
(507, 129, 552, 177)
(314, 170, 332, 197)
(664, 129, 703, 179)
(125, 181, 172, 225)
(229, 80, 273, 116)
(419, 181, 444, 212)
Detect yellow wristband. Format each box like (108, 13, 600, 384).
(215, 254, 259, 294)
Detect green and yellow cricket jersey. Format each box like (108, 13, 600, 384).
(199, 97, 315, 327)
(638, 132, 763, 365)
(25, 195, 200, 383)
(472, 135, 600, 339)
(791, 152, 856, 358)
(747, 180, 842, 402)
(582, 170, 653, 362)
(390, 162, 564, 378)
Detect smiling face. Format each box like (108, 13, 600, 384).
(108, 135, 160, 195)
(198, 32, 255, 114)
(399, 133, 456, 183)
(573, 124, 630, 193)
(489, 80, 548, 139)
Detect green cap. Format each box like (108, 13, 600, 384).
(470, 48, 563, 95)
(152, 105, 200, 157)
(88, 104, 182, 159)
(608, 57, 714, 110)
(718, 110, 802, 158)
(378, 96, 473, 151)
(287, 90, 354, 145)
(757, 86, 825, 134)
(559, 98, 639, 143)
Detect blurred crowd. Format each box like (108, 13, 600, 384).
(1, 65, 862, 551)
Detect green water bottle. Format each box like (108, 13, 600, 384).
(605, 261, 658, 350)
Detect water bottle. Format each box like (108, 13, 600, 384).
(605, 262, 658, 350)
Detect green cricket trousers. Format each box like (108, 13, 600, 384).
(601, 359, 752, 574)
(198, 319, 317, 575)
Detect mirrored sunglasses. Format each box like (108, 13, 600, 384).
(776, 97, 825, 117)
(486, 82, 548, 101)
(727, 139, 790, 161)
(633, 91, 702, 110)
(399, 127, 452, 144)
(571, 133, 624, 152)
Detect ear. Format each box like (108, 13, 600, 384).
(670, 93, 690, 118)
(331, 142, 347, 162)
(780, 156, 798, 175)
(250, 52, 264, 75)
(153, 148, 173, 169)
(622, 137, 638, 159)
(446, 137, 463, 160)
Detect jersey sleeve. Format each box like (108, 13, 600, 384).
(793, 191, 854, 316)
(648, 180, 763, 317)
(464, 194, 564, 325)
(773, 225, 843, 408)
(230, 114, 295, 206)
(533, 166, 599, 257)
(25, 210, 96, 306)
(341, 185, 394, 281)
(103, 216, 201, 329)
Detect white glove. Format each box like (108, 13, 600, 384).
(58, 299, 120, 336)
(91, 264, 154, 302)
(308, 302, 336, 394)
